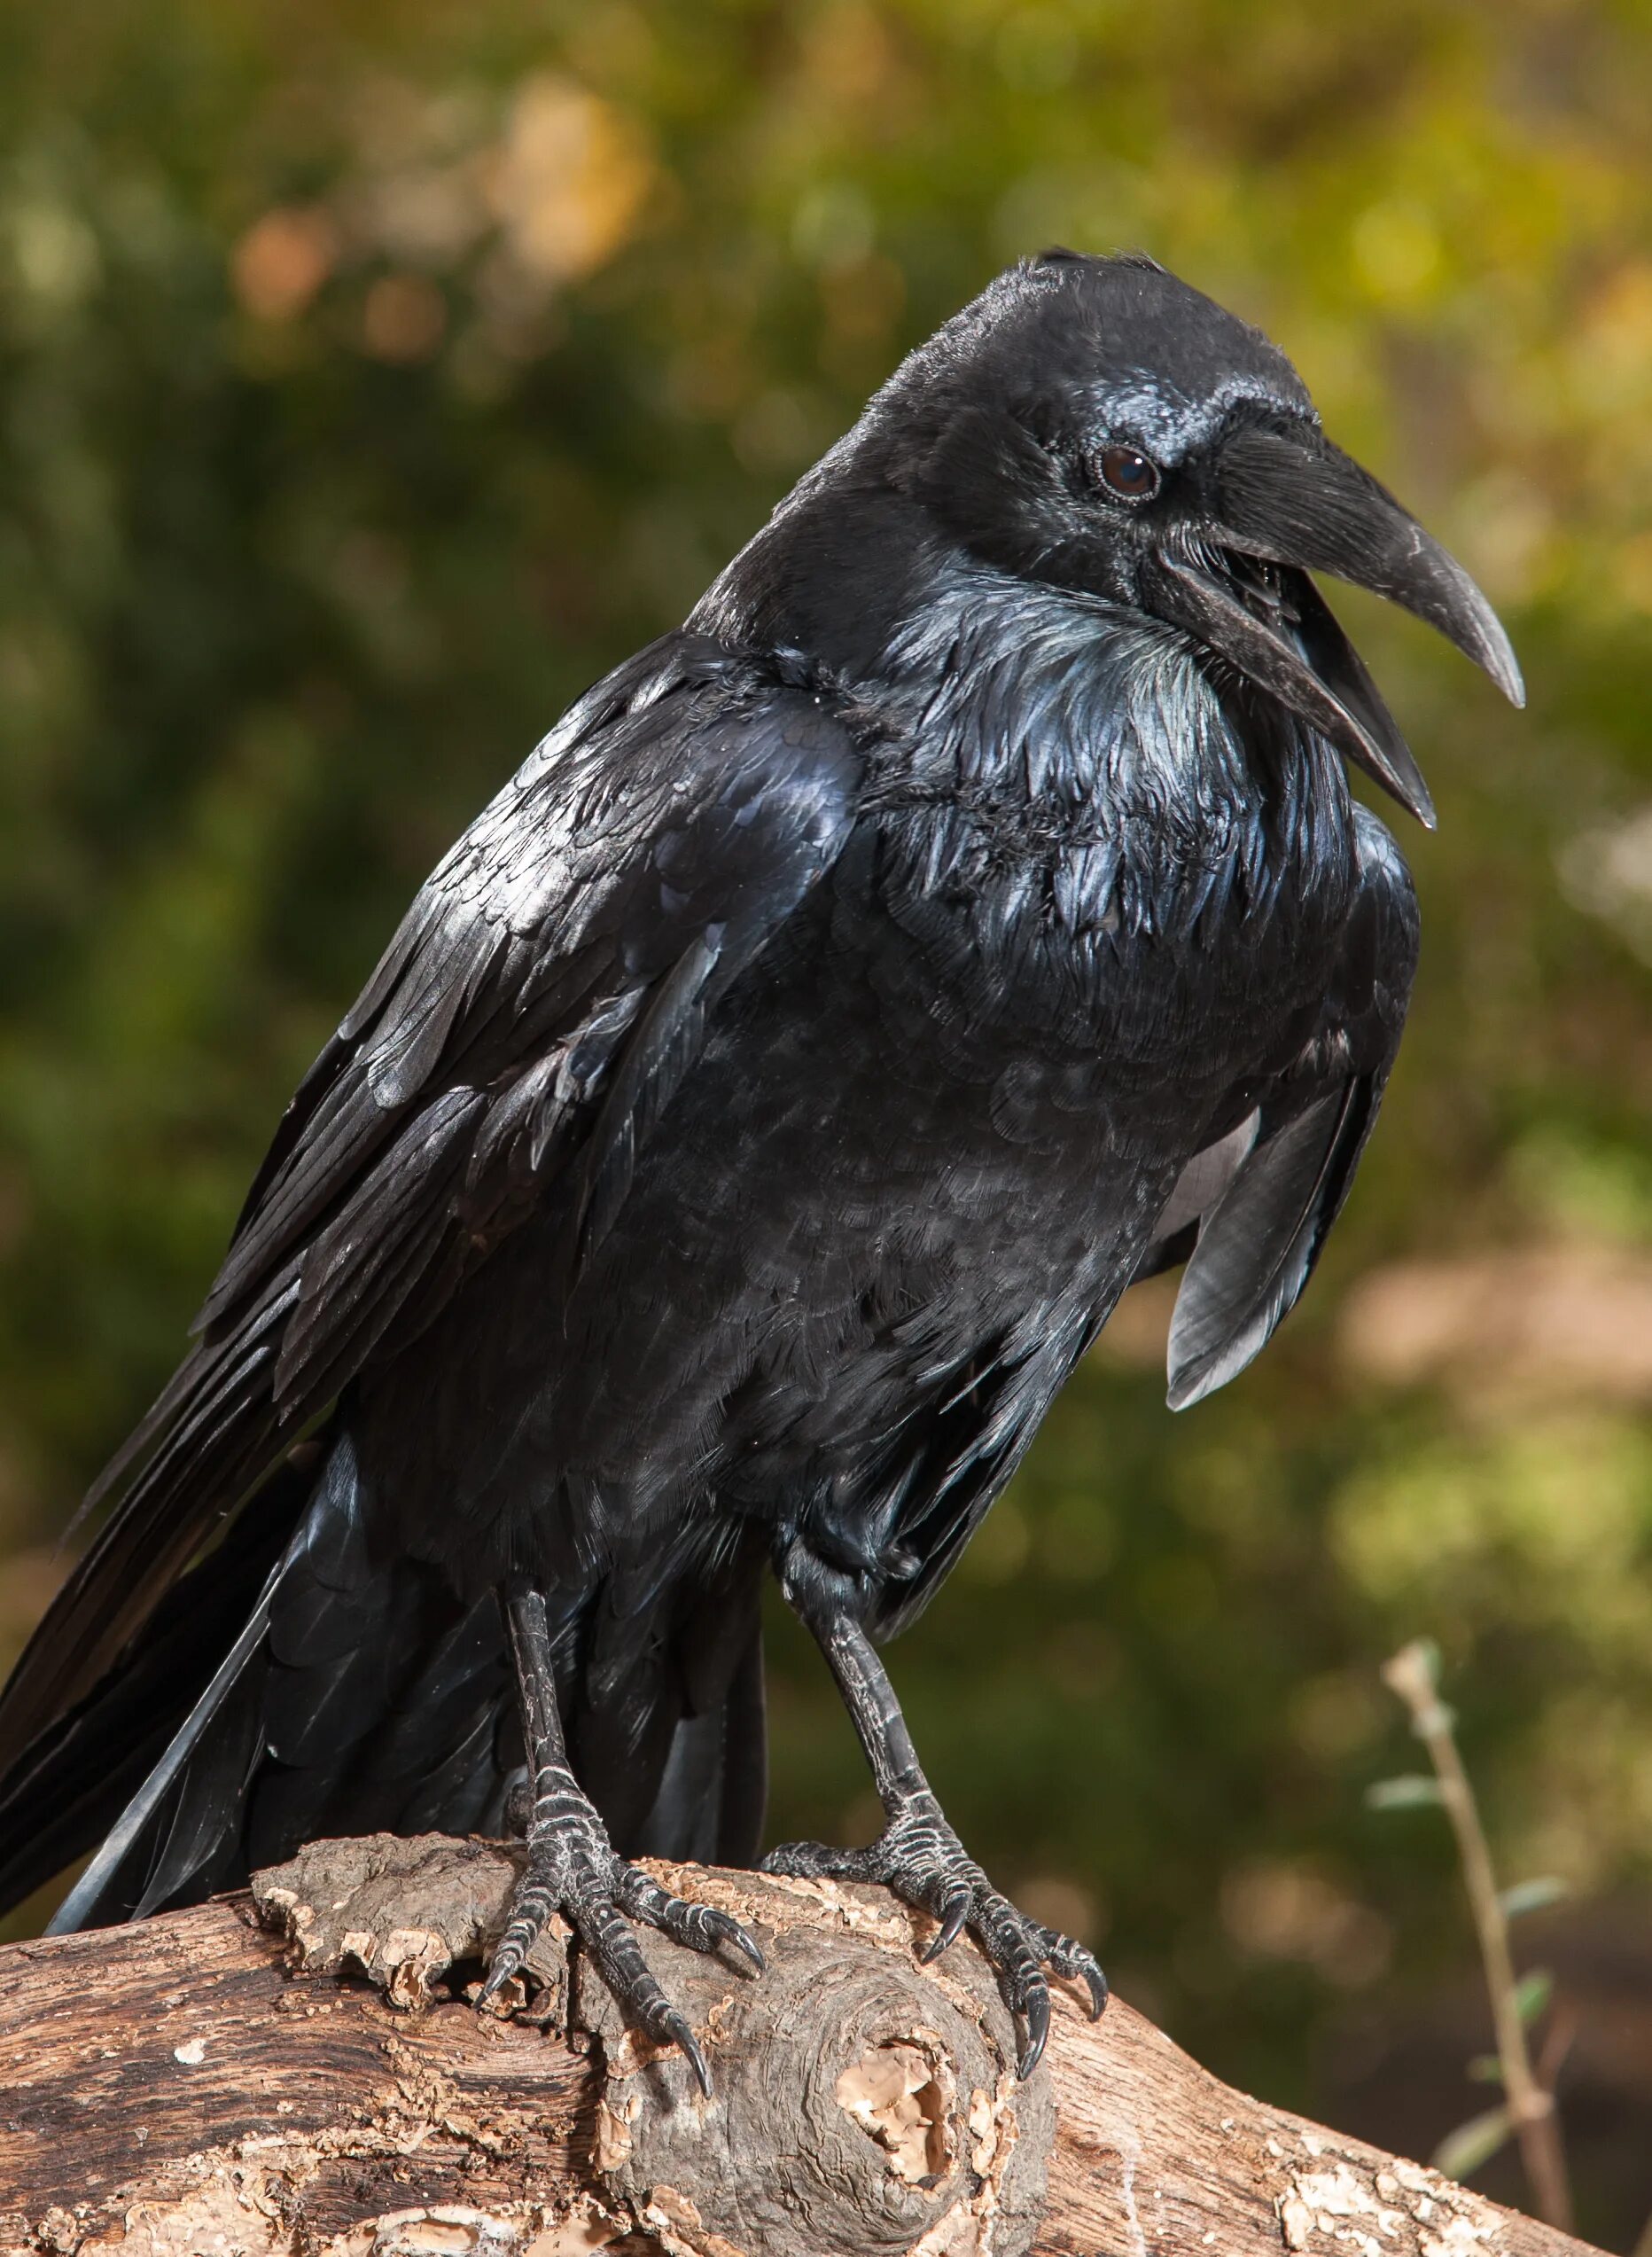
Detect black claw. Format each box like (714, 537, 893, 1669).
(663, 2010, 713, 2097)
(617, 1872, 762, 1974)
(479, 1941, 524, 2003)
(1017, 1982, 1051, 2080)
(920, 1887, 970, 1964)
(682, 1901, 762, 1969)
(769, 1821, 1097, 2077)
(1049, 1940, 1108, 2019)
(1037, 1927, 1109, 2020)
(713, 1912, 767, 1973)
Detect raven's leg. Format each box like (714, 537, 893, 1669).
(479, 1580, 764, 2093)
(762, 1544, 1105, 2077)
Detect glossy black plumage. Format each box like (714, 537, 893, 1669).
(0, 254, 1517, 2064)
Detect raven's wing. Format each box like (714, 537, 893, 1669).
(1161, 806, 1419, 1409)
(0, 634, 861, 1763)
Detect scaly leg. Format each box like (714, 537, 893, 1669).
(480, 1581, 763, 2093)
(761, 1542, 1105, 2077)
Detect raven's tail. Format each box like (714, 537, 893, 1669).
(0, 1425, 768, 1930)
(0, 1424, 516, 1929)
(0, 1452, 299, 1922)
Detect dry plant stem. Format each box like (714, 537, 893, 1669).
(1382, 1641, 1574, 2236)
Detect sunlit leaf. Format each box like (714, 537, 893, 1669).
(1500, 1878, 1567, 1920)
(1513, 1969, 1553, 2025)
(1433, 2106, 1513, 2182)
(1365, 1774, 1444, 1810)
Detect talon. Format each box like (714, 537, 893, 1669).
(920, 1886, 970, 1963)
(767, 1814, 1088, 2080)
(661, 2008, 713, 2097)
(479, 1944, 523, 2004)
(709, 1909, 766, 1973)
(1047, 1935, 1108, 2019)
(1016, 1981, 1051, 2080)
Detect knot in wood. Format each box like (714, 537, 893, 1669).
(579, 1864, 1055, 2257)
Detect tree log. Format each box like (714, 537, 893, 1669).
(0, 1835, 1601, 2257)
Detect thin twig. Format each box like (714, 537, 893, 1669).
(1381, 1641, 1573, 2236)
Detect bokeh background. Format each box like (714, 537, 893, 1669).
(1, 0, 1648, 2241)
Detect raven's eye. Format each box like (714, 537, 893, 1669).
(1096, 443, 1160, 502)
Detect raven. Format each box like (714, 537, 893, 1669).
(0, 252, 1520, 2083)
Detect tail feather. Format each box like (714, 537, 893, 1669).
(0, 1457, 299, 1920)
(393, 1704, 514, 1839)
(0, 1309, 298, 1769)
(51, 1573, 278, 1929)
(27, 1425, 513, 1930)
(130, 1660, 269, 1918)
(6, 1415, 773, 1933)
(575, 1533, 770, 1868)
(635, 1626, 768, 1868)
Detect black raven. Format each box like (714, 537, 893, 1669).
(0, 252, 1520, 2084)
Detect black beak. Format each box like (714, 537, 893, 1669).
(1140, 421, 1523, 829)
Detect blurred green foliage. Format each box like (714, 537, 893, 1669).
(1, 0, 1649, 2237)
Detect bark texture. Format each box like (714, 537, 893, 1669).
(0, 1835, 1602, 2257)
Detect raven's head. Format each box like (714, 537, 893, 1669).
(870, 249, 1523, 826)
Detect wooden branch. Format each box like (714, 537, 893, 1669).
(0, 1836, 1603, 2257)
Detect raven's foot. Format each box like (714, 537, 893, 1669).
(762, 1790, 1105, 2077)
(479, 1804, 764, 2096)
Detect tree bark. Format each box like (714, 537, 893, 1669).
(0, 1835, 1602, 2257)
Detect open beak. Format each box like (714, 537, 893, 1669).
(1140, 421, 1523, 829)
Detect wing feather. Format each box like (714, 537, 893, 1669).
(0, 636, 861, 1773)
(1164, 806, 1420, 1409)
(1165, 1086, 1365, 1409)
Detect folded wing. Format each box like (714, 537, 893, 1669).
(0, 635, 861, 1773)
(1162, 808, 1420, 1410)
